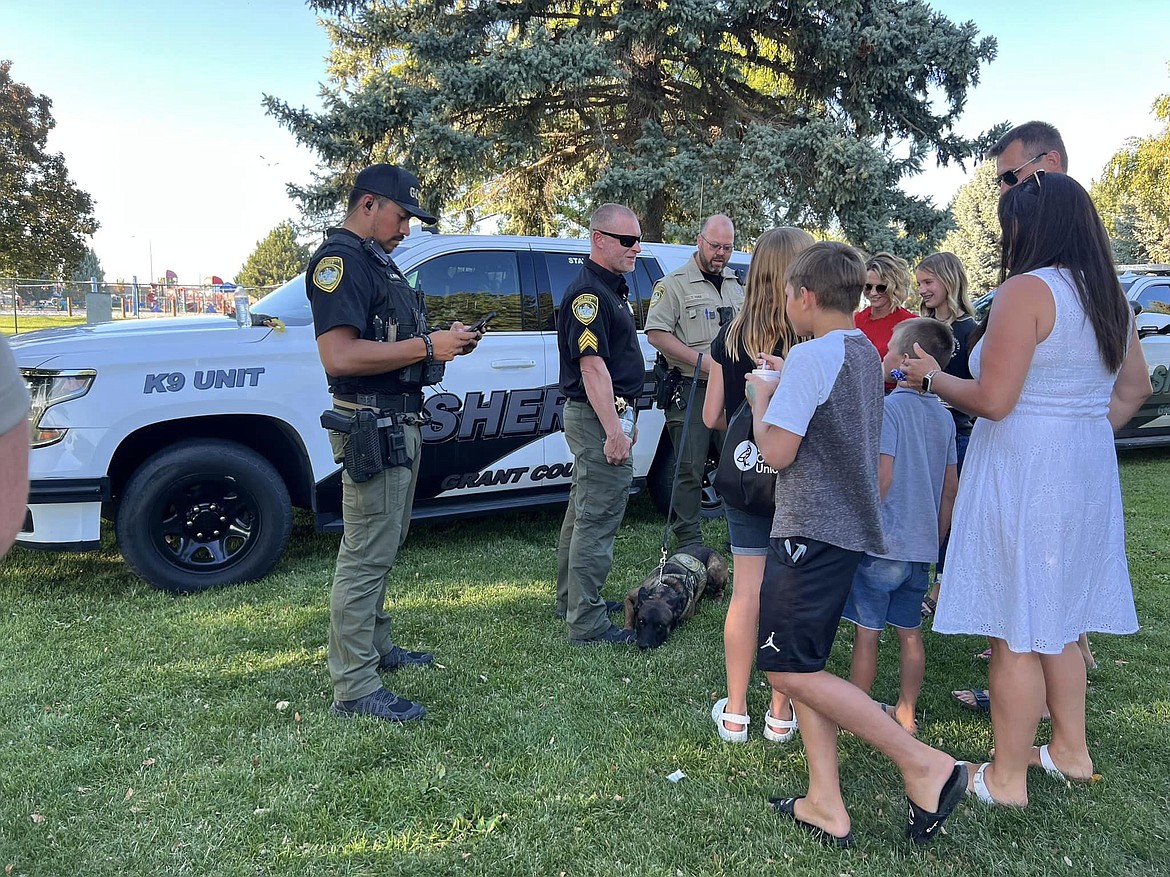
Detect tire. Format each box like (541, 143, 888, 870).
(115, 439, 293, 593)
(647, 435, 724, 519)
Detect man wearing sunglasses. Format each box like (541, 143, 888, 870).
(644, 214, 744, 548)
(986, 121, 1067, 193)
(555, 204, 647, 645)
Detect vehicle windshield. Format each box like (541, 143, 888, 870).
(251, 275, 312, 326)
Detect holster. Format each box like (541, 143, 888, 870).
(320, 409, 412, 482)
(653, 354, 684, 411)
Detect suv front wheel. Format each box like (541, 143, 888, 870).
(115, 439, 293, 593)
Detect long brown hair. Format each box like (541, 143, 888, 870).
(724, 227, 815, 363)
(997, 173, 1129, 372)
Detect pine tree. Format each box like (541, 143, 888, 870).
(266, 0, 1000, 258)
(940, 161, 1001, 297)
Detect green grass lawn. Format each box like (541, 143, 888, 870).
(0, 314, 88, 334)
(2, 453, 1168, 876)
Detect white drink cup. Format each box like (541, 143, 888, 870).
(751, 368, 782, 383)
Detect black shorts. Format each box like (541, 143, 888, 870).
(757, 536, 864, 673)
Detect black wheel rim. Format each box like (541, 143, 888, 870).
(148, 473, 261, 573)
(701, 451, 722, 513)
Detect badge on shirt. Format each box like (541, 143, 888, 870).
(572, 293, 598, 326)
(313, 257, 344, 293)
(649, 283, 665, 308)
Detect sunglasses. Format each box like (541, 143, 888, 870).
(996, 151, 1049, 187)
(699, 232, 734, 254)
(596, 229, 642, 248)
(864, 283, 889, 293)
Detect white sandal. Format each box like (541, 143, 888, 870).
(1037, 744, 1067, 781)
(711, 697, 749, 743)
(763, 705, 799, 743)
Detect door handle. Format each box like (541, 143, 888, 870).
(491, 359, 537, 369)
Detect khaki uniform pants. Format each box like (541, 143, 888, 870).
(327, 420, 422, 702)
(555, 399, 633, 639)
(664, 380, 715, 547)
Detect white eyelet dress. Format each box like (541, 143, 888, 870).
(932, 266, 1139, 653)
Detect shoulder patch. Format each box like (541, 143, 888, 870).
(313, 256, 344, 293)
(572, 293, 599, 326)
(649, 283, 665, 308)
(578, 329, 599, 354)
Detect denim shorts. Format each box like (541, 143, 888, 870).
(842, 556, 930, 631)
(723, 505, 771, 556)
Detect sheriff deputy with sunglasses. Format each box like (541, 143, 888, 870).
(644, 214, 744, 549)
(554, 204, 647, 646)
(307, 163, 482, 723)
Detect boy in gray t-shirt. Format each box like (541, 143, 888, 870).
(746, 244, 966, 849)
(843, 319, 958, 736)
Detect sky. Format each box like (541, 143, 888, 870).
(5, 0, 1170, 285)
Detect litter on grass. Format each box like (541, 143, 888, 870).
(666, 769, 686, 783)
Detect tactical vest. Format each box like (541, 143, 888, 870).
(322, 233, 443, 390)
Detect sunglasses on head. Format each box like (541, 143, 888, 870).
(596, 229, 642, 248)
(996, 151, 1049, 187)
(864, 283, 889, 293)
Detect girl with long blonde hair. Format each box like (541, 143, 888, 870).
(703, 226, 815, 744)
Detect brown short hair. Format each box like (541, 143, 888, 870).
(784, 241, 866, 315)
(987, 121, 1068, 171)
(890, 317, 954, 369)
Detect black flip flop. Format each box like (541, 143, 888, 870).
(770, 796, 853, 849)
(906, 762, 968, 844)
(952, 688, 991, 711)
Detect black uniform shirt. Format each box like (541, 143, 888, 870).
(557, 259, 645, 402)
(306, 228, 419, 397)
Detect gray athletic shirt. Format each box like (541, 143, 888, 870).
(877, 389, 957, 562)
(762, 329, 885, 554)
(0, 335, 30, 434)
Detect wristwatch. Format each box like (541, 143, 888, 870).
(921, 370, 938, 394)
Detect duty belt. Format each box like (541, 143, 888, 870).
(332, 393, 423, 414)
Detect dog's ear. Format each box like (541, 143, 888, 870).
(637, 585, 652, 606)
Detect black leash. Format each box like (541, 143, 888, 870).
(659, 354, 704, 568)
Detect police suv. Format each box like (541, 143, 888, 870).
(13, 234, 749, 593)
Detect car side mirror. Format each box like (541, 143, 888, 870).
(1131, 300, 1143, 316)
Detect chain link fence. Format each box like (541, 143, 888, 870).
(1, 278, 283, 333)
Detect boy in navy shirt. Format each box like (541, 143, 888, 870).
(843, 318, 959, 735)
(746, 243, 966, 848)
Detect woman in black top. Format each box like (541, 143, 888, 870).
(702, 227, 814, 745)
(914, 252, 978, 620)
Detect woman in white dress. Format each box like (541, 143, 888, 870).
(898, 172, 1151, 807)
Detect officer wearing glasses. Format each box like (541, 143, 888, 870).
(644, 214, 744, 548)
(986, 121, 1067, 193)
(555, 204, 647, 645)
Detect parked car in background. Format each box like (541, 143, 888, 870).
(12, 234, 748, 593)
(973, 264, 1170, 447)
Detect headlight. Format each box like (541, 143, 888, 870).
(20, 369, 96, 447)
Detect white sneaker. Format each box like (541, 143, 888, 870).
(711, 697, 749, 743)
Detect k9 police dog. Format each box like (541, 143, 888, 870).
(623, 545, 728, 649)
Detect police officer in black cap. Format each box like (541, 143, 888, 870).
(308, 163, 480, 722)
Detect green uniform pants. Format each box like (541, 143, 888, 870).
(664, 380, 715, 547)
(326, 420, 422, 702)
(555, 399, 634, 640)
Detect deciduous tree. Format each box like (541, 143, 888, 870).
(0, 60, 97, 277)
(1092, 77, 1170, 265)
(235, 222, 311, 289)
(267, 0, 1000, 258)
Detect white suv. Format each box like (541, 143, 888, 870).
(13, 234, 749, 592)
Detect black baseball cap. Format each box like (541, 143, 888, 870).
(353, 164, 438, 225)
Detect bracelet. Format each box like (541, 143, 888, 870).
(422, 333, 434, 363)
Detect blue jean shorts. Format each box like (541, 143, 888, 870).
(842, 556, 930, 631)
(723, 505, 771, 556)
